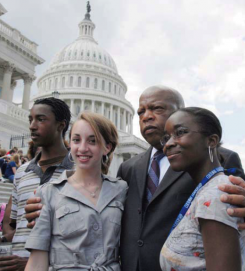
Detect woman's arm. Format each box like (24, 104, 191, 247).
(12, 166, 16, 174)
(9, 161, 17, 174)
(199, 218, 241, 271)
(25, 250, 49, 271)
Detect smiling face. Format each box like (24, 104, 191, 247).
(29, 104, 61, 148)
(138, 87, 180, 149)
(163, 111, 209, 172)
(70, 119, 110, 172)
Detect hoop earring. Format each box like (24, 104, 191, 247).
(102, 155, 109, 163)
(209, 146, 213, 163)
(68, 152, 74, 163)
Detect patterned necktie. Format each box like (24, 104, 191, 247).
(146, 150, 165, 202)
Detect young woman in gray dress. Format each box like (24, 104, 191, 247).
(25, 112, 127, 271)
(160, 107, 245, 271)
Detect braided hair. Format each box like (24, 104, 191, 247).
(175, 107, 222, 146)
(34, 98, 71, 137)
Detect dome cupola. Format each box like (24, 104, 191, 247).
(78, 2, 96, 42)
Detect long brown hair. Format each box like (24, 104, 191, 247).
(0, 149, 6, 157)
(71, 112, 118, 174)
(11, 154, 20, 167)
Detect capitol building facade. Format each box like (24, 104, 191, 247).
(0, 3, 44, 149)
(0, 3, 148, 176)
(34, 9, 133, 136)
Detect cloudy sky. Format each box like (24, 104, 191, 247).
(2, 0, 245, 167)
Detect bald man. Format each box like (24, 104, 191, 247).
(117, 85, 245, 271)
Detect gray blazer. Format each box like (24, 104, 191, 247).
(26, 170, 128, 271)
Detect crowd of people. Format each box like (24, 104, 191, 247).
(0, 86, 244, 271)
(0, 146, 35, 183)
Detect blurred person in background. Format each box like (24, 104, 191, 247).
(17, 150, 23, 156)
(27, 141, 41, 161)
(0, 149, 7, 157)
(6, 147, 18, 156)
(0, 149, 7, 179)
(4, 154, 20, 183)
(20, 155, 29, 165)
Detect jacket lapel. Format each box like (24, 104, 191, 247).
(59, 181, 97, 210)
(58, 178, 124, 213)
(96, 179, 125, 213)
(150, 167, 185, 202)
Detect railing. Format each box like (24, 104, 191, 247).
(120, 135, 149, 149)
(0, 19, 37, 53)
(0, 99, 29, 123)
(9, 133, 31, 149)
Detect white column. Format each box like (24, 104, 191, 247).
(80, 99, 84, 112)
(130, 114, 133, 134)
(1, 63, 15, 102)
(117, 107, 121, 130)
(58, 76, 61, 89)
(128, 113, 131, 134)
(91, 100, 95, 112)
(110, 104, 113, 121)
(70, 99, 75, 115)
(101, 102, 105, 116)
(9, 80, 17, 103)
(123, 109, 126, 132)
(22, 74, 34, 110)
(128, 113, 132, 134)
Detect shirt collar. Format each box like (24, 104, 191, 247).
(25, 152, 42, 173)
(50, 170, 117, 185)
(151, 147, 158, 159)
(25, 152, 74, 173)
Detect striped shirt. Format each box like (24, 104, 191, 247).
(10, 153, 74, 258)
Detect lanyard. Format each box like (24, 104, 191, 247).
(169, 166, 224, 235)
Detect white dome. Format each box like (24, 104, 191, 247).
(48, 13, 118, 73)
(35, 6, 135, 138)
(49, 39, 118, 73)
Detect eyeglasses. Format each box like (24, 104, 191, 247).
(160, 127, 201, 146)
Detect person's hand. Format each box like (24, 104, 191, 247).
(0, 255, 27, 271)
(219, 175, 245, 230)
(24, 196, 42, 229)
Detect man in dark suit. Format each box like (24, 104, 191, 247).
(117, 85, 245, 271)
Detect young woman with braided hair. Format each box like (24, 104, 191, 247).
(160, 107, 245, 271)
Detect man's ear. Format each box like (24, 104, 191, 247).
(207, 134, 220, 148)
(57, 120, 66, 133)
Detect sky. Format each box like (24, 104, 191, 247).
(2, 0, 245, 168)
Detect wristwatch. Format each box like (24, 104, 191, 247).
(0, 235, 8, 242)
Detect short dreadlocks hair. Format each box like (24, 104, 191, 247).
(34, 98, 71, 137)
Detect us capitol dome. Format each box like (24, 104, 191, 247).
(32, 3, 148, 176)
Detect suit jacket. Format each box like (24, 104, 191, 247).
(117, 146, 244, 271)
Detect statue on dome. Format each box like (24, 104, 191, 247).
(87, 1, 91, 14)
